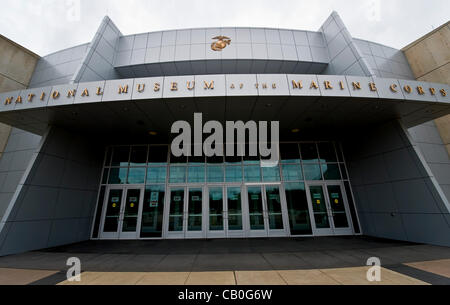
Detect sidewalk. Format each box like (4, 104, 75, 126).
(0, 237, 449, 285)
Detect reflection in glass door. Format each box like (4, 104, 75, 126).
(309, 185, 332, 234)
(326, 185, 352, 235)
(101, 189, 123, 238)
(167, 188, 185, 238)
(227, 187, 244, 237)
(247, 185, 287, 237)
(120, 189, 141, 239)
(247, 186, 266, 237)
(186, 188, 204, 238)
(167, 187, 205, 239)
(140, 186, 165, 238)
(307, 183, 353, 236)
(208, 187, 225, 238)
(266, 186, 283, 229)
(100, 187, 143, 239)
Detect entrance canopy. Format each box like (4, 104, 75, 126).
(0, 74, 448, 139)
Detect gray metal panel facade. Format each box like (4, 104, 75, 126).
(344, 120, 450, 246)
(0, 126, 104, 256)
(0, 128, 41, 221)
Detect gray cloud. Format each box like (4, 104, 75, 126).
(1, 0, 448, 56)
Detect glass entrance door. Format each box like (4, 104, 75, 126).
(226, 186, 244, 237)
(207, 187, 226, 238)
(166, 186, 205, 239)
(186, 187, 204, 238)
(100, 186, 143, 239)
(307, 182, 353, 236)
(246, 185, 288, 237)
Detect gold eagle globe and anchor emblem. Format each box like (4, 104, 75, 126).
(211, 36, 231, 51)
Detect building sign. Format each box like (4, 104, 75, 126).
(1, 74, 448, 110)
(150, 192, 159, 207)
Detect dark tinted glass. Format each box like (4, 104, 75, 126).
(318, 142, 337, 163)
(130, 146, 147, 166)
(104, 147, 112, 166)
(322, 164, 341, 180)
(92, 186, 106, 238)
(140, 186, 165, 237)
(148, 146, 168, 164)
(300, 143, 319, 163)
(111, 146, 130, 166)
(344, 181, 361, 234)
(280, 143, 300, 163)
(284, 183, 312, 235)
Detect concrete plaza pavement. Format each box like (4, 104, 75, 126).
(0, 236, 449, 285)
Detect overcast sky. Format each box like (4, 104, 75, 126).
(1, 0, 449, 56)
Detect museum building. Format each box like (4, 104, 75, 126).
(0, 12, 449, 256)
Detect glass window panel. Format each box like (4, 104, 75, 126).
(336, 143, 345, 162)
(188, 188, 203, 231)
(318, 142, 337, 163)
(103, 189, 122, 232)
(101, 168, 109, 184)
(262, 166, 280, 182)
(225, 166, 243, 182)
(244, 165, 261, 182)
(111, 146, 130, 167)
(130, 146, 148, 166)
(300, 143, 319, 163)
(104, 147, 112, 166)
(284, 183, 312, 235)
(280, 143, 300, 163)
(281, 164, 303, 181)
(265, 186, 283, 230)
(108, 168, 128, 184)
(146, 167, 167, 184)
(344, 181, 360, 233)
(207, 165, 224, 182)
(327, 185, 349, 228)
(122, 189, 141, 232)
(169, 188, 184, 231)
(92, 186, 106, 238)
(227, 187, 242, 230)
(309, 185, 330, 228)
(209, 187, 224, 231)
(247, 186, 264, 230)
(169, 166, 186, 183)
(140, 185, 165, 238)
(148, 146, 168, 165)
(303, 164, 322, 180)
(322, 164, 341, 180)
(339, 163, 348, 180)
(127, 167, 146, 184)
(188, 166, 205, 183)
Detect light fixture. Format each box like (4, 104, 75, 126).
(291, 128, 300, 133)
(148, 131, 158, 136)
